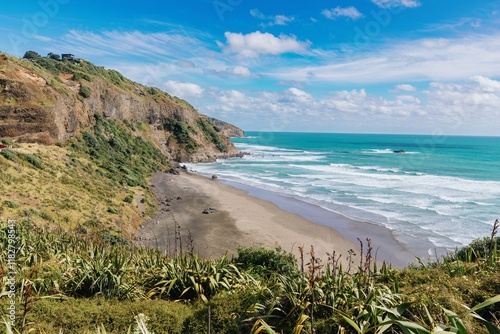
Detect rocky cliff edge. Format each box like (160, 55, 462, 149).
(0, 52, 243, 162)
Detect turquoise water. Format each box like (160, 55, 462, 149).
(191, 132, 500, 252)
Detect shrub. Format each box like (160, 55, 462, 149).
(146, 86, 158, 95)
(0, 149, 17, 161)
(24, 154, 44, 169)
(123, 195, 133, 203)
(12, 298, 192, 333)
(197, 118, 227, 152)
(38, 211, 53, 221)
(107, 206, 118, 214)
(233, 246, 299, 279)
(3, 200, 19, 208)
(47, 52, 60, 60)
(72, 71, 93, 82)
(165, 119, 194, 144)
(79, 85, 92, 98)
(183, 292, 248, 334)
(0, 138, 16, 147)
(98, 230, 128, 246)
(163, 118, 199, 155)
(23, 50, 41, 59)
(455, 236, 500, 261)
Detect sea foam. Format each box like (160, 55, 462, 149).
(190, 132, 500, 255)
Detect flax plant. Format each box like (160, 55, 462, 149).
(145, 254, 252, 303)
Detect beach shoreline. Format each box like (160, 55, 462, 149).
(137, 169, 423, 268)
(219, 179, 427, 266)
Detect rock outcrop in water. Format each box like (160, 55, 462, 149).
(0, 52, 243, 162)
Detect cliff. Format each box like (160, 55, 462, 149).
(0, 51, 243, 162)
(208, 117, 245, 137)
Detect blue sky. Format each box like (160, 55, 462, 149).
(1, 0, 500, 135)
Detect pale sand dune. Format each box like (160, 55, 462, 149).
(137, 170, 413, 268)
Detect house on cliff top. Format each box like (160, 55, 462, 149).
(61, 54, 75, 61)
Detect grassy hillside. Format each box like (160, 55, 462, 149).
(6, 51, 181, 105)
(0, 114, 168, 236)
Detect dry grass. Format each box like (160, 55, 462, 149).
(0, 142, 148, 233)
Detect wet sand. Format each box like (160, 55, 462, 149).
(137, 169, 419, 267)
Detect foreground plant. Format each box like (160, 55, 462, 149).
(145, 254, 254, 303)
(388, 295, 500, 334)
(1, 219, 499, 332)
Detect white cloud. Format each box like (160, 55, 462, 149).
(420, 78, 500, 133)
(205, 86, 420, 128)
(322, 7, 363, 20)
(372, 0, 421, 8)
(53, 30, 207, 60)
(420, 38, 450, 48)
(250, 9, 294, 26)
(110, 60, 206, 88)
(201, 77, 500, 135)
(470, 75, 500, 93)
(426, 79, 500, 110)
(48, 29, 259, 86)
(207, 66, 253, 78)
(396, 95, 421, 103)
(162, 80, 204, 99)
(424, 18, 484, 33)
(274, 15, 294, 26)
(470, 20, 481, 28)
(250, 9, 266, 20)
(277, 80, 307, 88)
(280, 87, 313, 103)
(218, 31, 310, 58)
(34, 35, 53, 42)
(331, 89, 367, 102)
(231, 66, 252, 77)
(323, 89, 369, 113)
(396, 84, 417, 91)
(267, 34, 500, 83)
(207, 89, 254, 112)
(176, 60, 196, 68)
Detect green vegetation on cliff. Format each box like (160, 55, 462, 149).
(164, 118, 199, 153)
(22, 50, 135, 92)
(70, 113, 168, 189)
(0, 115, 168, 233)
(19, 51, 205, 112)
(197, 117, 228, 152)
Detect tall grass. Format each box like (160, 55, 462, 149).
(1, 220, 499, 332)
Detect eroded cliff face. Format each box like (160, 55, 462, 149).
(0, 53, 242, 162)
(208, 117, 245, 138)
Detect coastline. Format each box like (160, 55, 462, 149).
(138, 170, 421, 268)
(220, 179, 427, 267)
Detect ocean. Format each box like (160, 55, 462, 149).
(189, 132, 500, 258)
